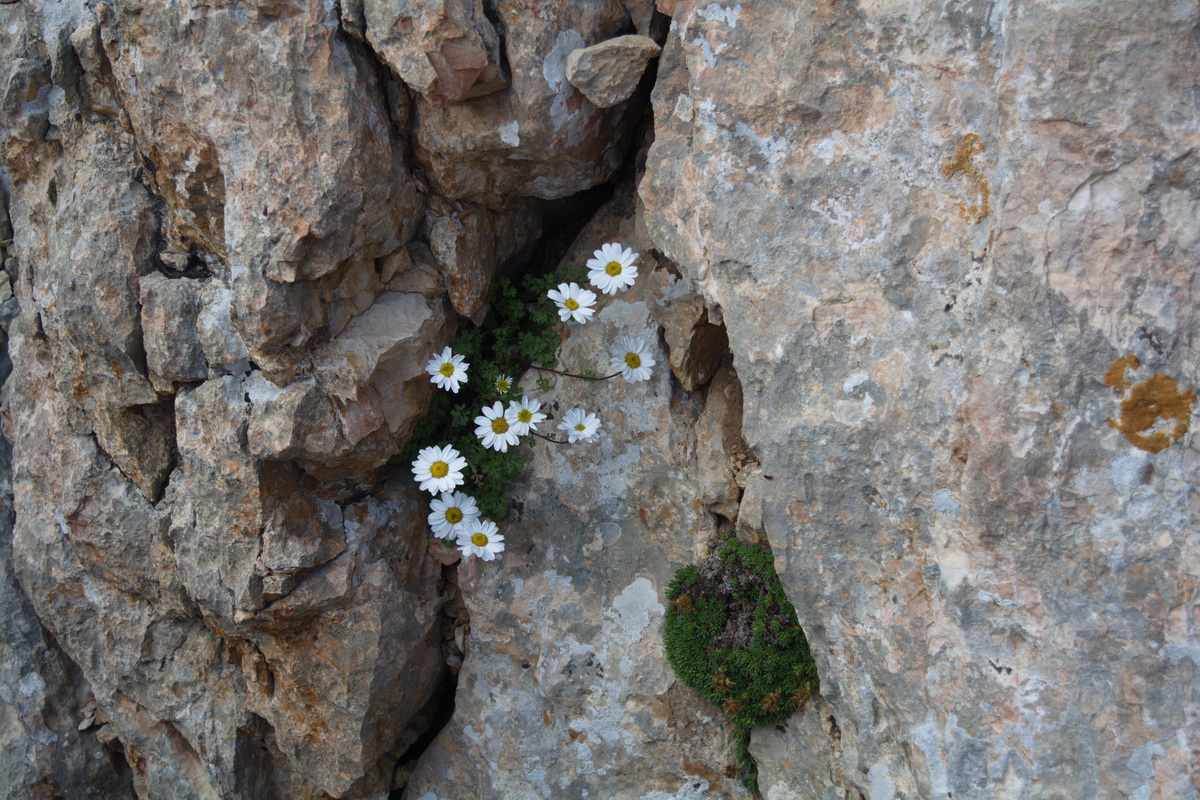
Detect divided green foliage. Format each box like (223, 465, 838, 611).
(400, 262, 585, 521)
(663, 532, 820, 790)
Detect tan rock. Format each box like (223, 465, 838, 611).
(361, 0, 507, 106)
(649, 267, 728, 391)
(566, 35, 661, 109)
(97, 0, 425, 351)
(427, 195, 543, 322)
(412, 0, 637, 204)
(407, 188, 751, 799)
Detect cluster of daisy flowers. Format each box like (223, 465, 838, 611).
(412, 243, 653, 563)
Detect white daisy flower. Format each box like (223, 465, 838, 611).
(586, 242, 639, 295)
(474, 401, 520, 452)
(428, 491, 481, 540)
(494, 373, 514, 394)
(558, 407, 601, 443)
(547, 282, 598, 323)
(425, 346, 469, 393)
(505, 396, 547, 436)
(457, 518, 505, 562)
(610, 336, 655, 383)
(412, 444, 468, 494)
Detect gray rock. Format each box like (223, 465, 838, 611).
(140, 273, 208, 391)
(196, 281, 250, 374)
(749, 694, 849, 800)
(566, 35, 661, 109)
(97, 0, 425, 351)
(643, 0, 1200, 796)
(0, 404, 135, 800)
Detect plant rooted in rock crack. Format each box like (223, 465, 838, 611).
(664, 531, 820, 790)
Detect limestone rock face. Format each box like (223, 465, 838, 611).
(0, 0, 452, 796)
(643, 0, 1200, 796)
(97, 0, 425, 352)
(359, 0, 508, 106)
(412, 0, 639, 204)
(406, 190, 753, 799)
(2, 0, 1199, 795)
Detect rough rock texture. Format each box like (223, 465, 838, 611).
(643, 0, 1200, 796)
(0, 0, 455, 796)
(412, 0, 641, 204)
(567, 35, 662, 109)
(2, 0, 1199, 795)
(0, 387, 136, 800)
(358, 0, 508, 106)
(406, 188, 754, 799)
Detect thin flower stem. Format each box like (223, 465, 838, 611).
(531, 365, 620, 381)
(530, 431, 568, 445)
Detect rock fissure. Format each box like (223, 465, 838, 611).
(2, 0, 1198, 798)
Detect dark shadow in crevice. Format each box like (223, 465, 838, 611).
(389, 560, 466, 797)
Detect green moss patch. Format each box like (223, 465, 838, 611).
(663, 532, 819, 789)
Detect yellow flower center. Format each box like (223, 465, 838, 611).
(439, 362, 455, 377)
(497, 380, 510, 392)
(492, 418, 509, 434)
(565, 298, 580, 310)
(575, 424, 586, 431)
(625, 352, 642, 369)
(445, 507, 463, 524)
(518, 410, 532, 423)
(606, 261, 623, 276)
(471, 532, 489, 546)
(430, 461, 449, 478)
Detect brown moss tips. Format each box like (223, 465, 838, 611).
(941, 133, 990, 224)
(1104, 354, 1197, 453)
(711, 671, 735, 694)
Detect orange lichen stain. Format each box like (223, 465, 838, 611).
(941, 133, 990, 224)
(1104, 354, 1196, 453)
(1103, 353, 1140, 389)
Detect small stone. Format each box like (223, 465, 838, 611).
(565, 35, 661, 109)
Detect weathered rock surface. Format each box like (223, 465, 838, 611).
(0, 387, 135, 799)
(3, 0, 1199, 795)
(98, 0, 425, 353)
(406, 189, 754, 799)
(0, 0, 456, 796)
(566, 35, 662, 109)
(427, 195, 543, 323)
(643, 0, 1200, 796)
(358, 0, 508, 106)
(412, 0, 640, 204)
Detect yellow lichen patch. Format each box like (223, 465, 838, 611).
(1103, 353, 1140, 389)
(1103, 354, 1197, 454)
(941, 133, 990, 224)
